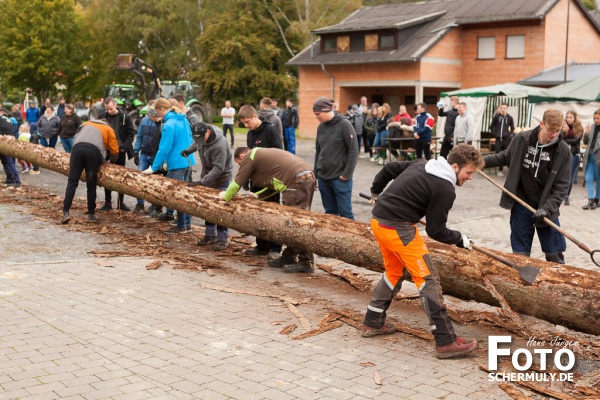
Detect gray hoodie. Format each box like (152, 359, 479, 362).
(258, 109, 283, 144)
(184, 127, 233, 188)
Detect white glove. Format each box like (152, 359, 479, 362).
(142, 167, 154, 175)
(218, 191, 226, 200)
(457, 234, 472, 251)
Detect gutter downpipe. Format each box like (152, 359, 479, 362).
(321, 63, 334, 100)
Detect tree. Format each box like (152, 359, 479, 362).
(193, 0, 298, 107)
(193, 0, 361, 107)
(0, 0, 82, 102)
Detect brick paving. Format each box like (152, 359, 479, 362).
(1, 133, 598, 399)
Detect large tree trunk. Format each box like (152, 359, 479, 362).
(1, 136, 599, 335)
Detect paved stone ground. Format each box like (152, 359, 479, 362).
(1, 132, 598, 399)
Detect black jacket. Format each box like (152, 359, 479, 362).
(282, 106, 299, 129)
(484, 127, 571, 221)
(489, 113, 515, 139)
(371, 159, 462, 246)
(438, 107, 459, 137)
(99, 108, 136, 159)
(246, 117, 283, 149)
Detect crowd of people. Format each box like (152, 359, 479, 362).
(2, 92, 599, 359)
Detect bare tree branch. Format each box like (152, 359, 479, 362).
(263, 0, 296, 57)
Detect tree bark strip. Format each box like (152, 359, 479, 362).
(1, 136, 599, 335)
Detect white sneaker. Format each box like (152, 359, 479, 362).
(370, 157, 376, 162)
(497, 171, 505, 177)
(21, 168, 29, 173)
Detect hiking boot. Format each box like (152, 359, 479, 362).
(283, 261, 314, 273)
(165, 226, 188, 234)
(212, 241, 228, 251)
(157, 213, 175, 222)
(268, 256, 296, 268)
(361, 322, 397, 338)
(150, 210, 162, 219)
(564, 196, 570, 206)
(186, 225, 192, 232)
(133, 204, 145, 213)
(244, 247, 269, 256)
(197, 236, 218, 246)
(117, 202, 131, 212)
(88, 213, 97, 223)
(7, 182, 21, 187)
(583, 199, 596, 210)
(435, 337, 479, 359)
(99, 202, 113, 211)
(60, 212, 71, 224)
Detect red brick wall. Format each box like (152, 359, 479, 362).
(545, 0, 600, 68)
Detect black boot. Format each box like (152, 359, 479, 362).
(564, 196, 569, 206)
(583, 199, 595, 210)
(544, 252, 565, 264)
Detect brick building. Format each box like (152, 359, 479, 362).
(287, 0, 600, 137)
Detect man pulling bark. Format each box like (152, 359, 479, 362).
(362, 144, 483, 359)
(219, 147, 316, 273)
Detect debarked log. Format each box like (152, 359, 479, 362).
(1, 136, 599, 335)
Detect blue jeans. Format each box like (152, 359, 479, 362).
(167, 167, 191, 229)
(137, 153, 154, 205)
(40, 136, 58, 148)
(318, 176, 354, 220)
(510, 203, 566, 255)
(60, 137, 74, 153)
(205, 181, 230, 241)
(0, 154, 21, 184)
(585, 158, 600, 200)
(567, 154, 579, 196)
(284, 127, 296, 154)
(373, 130, 389, 147)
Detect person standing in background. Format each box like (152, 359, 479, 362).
(221, 100, 235, 147)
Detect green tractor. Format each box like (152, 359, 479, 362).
(88, 84, 144, 121)
(89, 54, 205, 129)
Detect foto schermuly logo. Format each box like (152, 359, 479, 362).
(487, 335, 577, 382)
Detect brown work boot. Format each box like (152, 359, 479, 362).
(435, 337, 478, 359)
(361, 322, 397, 338)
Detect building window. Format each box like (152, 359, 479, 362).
(350, 34, 365, 52)
(365, 33, 378, 51)
(477, 37, 495, 59)
(380, 33, 395, 50)
(323, 36, 336, 52)
(337, 35, 350, 52)
(506, 35, 525, 59)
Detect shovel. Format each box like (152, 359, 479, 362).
(477, 170, 600, 267)
(358, 191, 541, 284)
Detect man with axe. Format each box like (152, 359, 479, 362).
(362, 144, 483, 359)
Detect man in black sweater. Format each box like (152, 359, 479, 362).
(362, 144, 482, 359)
(438, 96, 459, 158)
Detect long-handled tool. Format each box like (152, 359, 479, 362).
(477, 170, 600, 267)
(358, 191, 542, 284)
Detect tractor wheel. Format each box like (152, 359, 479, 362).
(190, 104, 204, 122)
(129, 109, 142, 131)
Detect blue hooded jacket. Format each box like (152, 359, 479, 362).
(151, 111, 196, 171)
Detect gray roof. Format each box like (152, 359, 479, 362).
(288, 0, 599, 66)
(517, 62, 600, 86)
(593, 10, 600, 25)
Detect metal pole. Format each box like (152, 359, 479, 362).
(564, 0, 570, 83)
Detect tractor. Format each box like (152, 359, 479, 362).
(88, 54, 205, 128)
